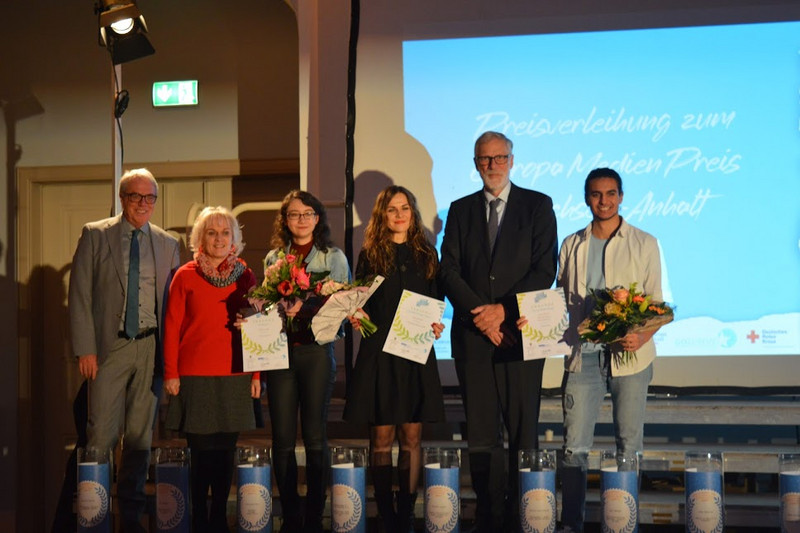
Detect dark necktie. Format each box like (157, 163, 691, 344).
(125, 229, 140, 338)
(488, 198, 501, 252)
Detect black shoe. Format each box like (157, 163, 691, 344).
(279, 513, 303, 533)
(120, 520, 147, 533)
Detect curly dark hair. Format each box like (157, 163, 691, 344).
(270, 190, 334, 252)
(361, 185, 438, 280)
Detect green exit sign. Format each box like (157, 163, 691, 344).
(152, 80, 199, 107)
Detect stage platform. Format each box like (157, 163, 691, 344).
(142, 393, 800, 530)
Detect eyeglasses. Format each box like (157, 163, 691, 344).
(122, 192, 158, 205)
(286, 211, 317, 221)
(474, 154, 511, 167)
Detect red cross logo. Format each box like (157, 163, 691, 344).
(746, 330, 759, 343)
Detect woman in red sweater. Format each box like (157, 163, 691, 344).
(164, 206, 260, 533)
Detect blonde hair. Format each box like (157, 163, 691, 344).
(189, 206, 245, 256)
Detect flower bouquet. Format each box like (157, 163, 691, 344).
(310, 275, 385, 344)
(247, 251, 329, 330)
(578, 283, 674, 366)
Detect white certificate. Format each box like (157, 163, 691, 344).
(516, 288, 569, 360)
(241, 311, 289, 372)
(382, 290, 445, 364)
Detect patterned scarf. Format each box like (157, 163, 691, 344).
(195, 250, 246, 287)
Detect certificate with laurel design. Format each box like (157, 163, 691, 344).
(382, 290, 445, 364)
(241, 311, 289, 372)
(516, 288, 569, 360)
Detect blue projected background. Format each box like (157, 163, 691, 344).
(403, 21, 800, 357)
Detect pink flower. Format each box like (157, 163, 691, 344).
(612, 288, 629, 304)
(319, 279, 345, 296)
(291, 265, 311, 290)
(265, 263, 280, 278)
(285, 254, 297, 263)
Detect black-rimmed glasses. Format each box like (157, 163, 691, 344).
(474, 154, 511, 166)
(286, 211, 317, 221)
(122, 192, 158, 205)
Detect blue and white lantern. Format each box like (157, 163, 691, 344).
(77, 447, 112, 533)
(330, 447, 367, 533)
(424, 448, 460, 533)
(237, 447, 272, 533)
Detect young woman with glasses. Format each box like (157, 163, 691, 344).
(263, 190, 350, 533)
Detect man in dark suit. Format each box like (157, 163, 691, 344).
(69, 168, 180, 532)
(440, 131, 557, 532)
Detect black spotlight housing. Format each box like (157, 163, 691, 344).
(97, 1, 155, 65)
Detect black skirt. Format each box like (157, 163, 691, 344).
(166, 374, 256, 434)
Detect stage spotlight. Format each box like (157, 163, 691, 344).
(97, 1, 155, 65)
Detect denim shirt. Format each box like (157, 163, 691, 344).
(264, 244, 351, 284)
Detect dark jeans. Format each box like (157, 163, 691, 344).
(266, 342, 336, 526)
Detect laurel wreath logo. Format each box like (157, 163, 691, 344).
(425, 486, 459, 533)
(521, 313, 568, 342)
(242, 329, 287, 355)
(390, 317, 435, 344)
(520, 488, 556, 533)
(601, 489, 637, 533)
(238, 484, 272, 531)
(77, 482, 109, 528)
(686, 489, 723, 533)
(157, 484, 186, 530)
(331, 485, 363, 532)
(390, 293, 435, 344)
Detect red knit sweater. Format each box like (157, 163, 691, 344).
(164, 260, 258, 380)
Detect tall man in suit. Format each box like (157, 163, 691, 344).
(69, 168, 180, 532)
(440, 131, 557, 532)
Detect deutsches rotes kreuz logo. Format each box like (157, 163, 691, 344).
(156, 483, 187, 530)
(331, 484, 363, 532)
(238, 483, 272, 531)
(77, 481, 109, 528)
(520, 488, 556, 533)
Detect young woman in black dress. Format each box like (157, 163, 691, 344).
(344, 185, 445, 533)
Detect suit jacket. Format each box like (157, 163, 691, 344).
(440, 183, 558, 361)
(68, 214, 180, 364)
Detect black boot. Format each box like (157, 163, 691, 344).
(371, 463, 396, 532)
(209, 449, 235, 532)
(396, 491, 418, 533)
(190, 450, 211, 533)
(274, 450, 303, 533)
(560, 464, 587, 533)
(303, 450, 327, 533)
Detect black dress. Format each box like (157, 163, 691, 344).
(343, 242, 445, 425)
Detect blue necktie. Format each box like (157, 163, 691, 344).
(125, 229, 140, 338)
